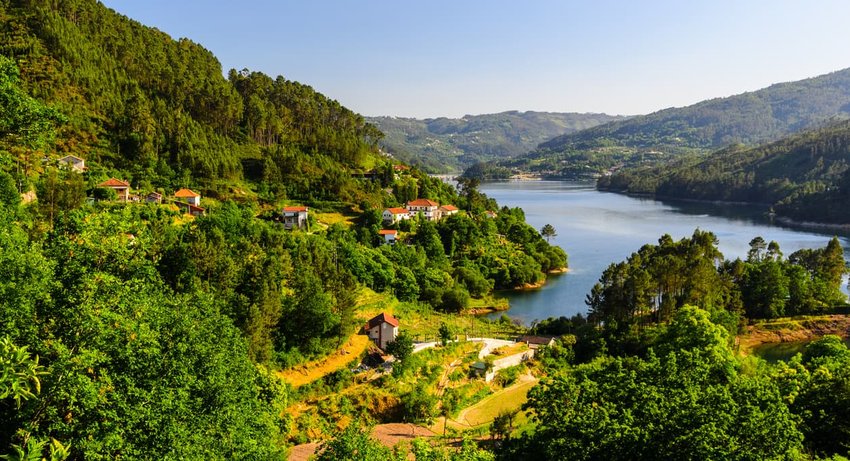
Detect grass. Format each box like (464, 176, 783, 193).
(431, 377, 538, 434)
(315, 211, 355, 228)
(457, 378, 536, 427)
(490, 343, 529, 357)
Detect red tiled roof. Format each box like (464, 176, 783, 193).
(440, 205, 458, 211)
(174, 188, 200, 198)
(407, 199, 439, 207)
(393, 164, 410, 171)
(283, 206, 308, 212)
(385, 207, 409, 215)
(174, 201, 205, 213)
(366, 312, 400, 329)
(378, 229, 398, 235)
(99, 178, 130, 187)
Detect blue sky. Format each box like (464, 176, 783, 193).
(102, 0, 850, 118)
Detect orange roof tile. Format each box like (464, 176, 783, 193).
(283, 206, 308, 212)
(385, 207, 409, 215)
(407, 199, 439, 207)
(174, 188, 200, 198)
(99, 178, 130, 187)
(440, 205, 458, 211)
(366, 312, 399, 329)
(378, 229, 398, 235)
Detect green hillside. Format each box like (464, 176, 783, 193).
(598, 119, 850, 224)
(369, 111, 623, 173)
(1, 0, 388, 204)
(0, 0, 568, 458)
(503, 67, 850, 178)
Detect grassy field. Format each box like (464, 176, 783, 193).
(429, 376, 538, 435)
(455, 377, 537, 427)
(314, 211, 356, 228)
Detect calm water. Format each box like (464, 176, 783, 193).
(752, 337, 850, 363)
(480, 180, 850, 324)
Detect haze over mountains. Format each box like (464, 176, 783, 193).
(368, 111, 625, 172)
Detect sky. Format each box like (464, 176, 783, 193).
(101, 0, 850, 119)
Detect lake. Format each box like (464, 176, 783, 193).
(480, 180, 850, 324)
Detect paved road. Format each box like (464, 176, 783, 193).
(412, 337, 516, 358)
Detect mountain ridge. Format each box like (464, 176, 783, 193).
(369, 110, 625, 172)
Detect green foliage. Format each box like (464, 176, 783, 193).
(0, 338, 46, 408)
(586, 231, 846, 353)
(598, 119, 850, 224)
(506, 307, 804, 460)
(315, 422, 396, 461)
(0, 55, 64, 150)
(438, 323, 453, 347)
(2, 437, 70, 461)
(386, 332, 414, 364)
(539, 224, 556, 242)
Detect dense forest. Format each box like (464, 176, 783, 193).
(498, 231, 850, 460)
(0, 0, 566, 458)
(496, 67, 850, 179)
(370, 111, 623, 173)
(598, 119, 850, 224)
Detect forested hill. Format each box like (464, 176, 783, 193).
(598, 119, 850, 224)
(540, 67, 850, 154)
(368, 111, 623, 172)
(0, 0, 385, 202)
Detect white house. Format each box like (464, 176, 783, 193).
(282, 206, 309, 230)
(174, 188, 201, 206)
(378, 229, 398, 245)
(382, 207, 410, 224)
(406, 198, 440, 221)
(364, 312, 399, 350)
(58, 155, 85, 173)
(439, 204, 459, 218)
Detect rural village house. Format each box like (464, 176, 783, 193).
(439, 204, 459, 217)
(98, 178, 130, 201)
(382, 207, 410, 224)
(406, 198, 440, 221)
(364, 312, 399, 350)
(58, 155, 85, 173)
(282, 206, 309, 230)
(378, 229, 398, 245)
(174, 188, 201, 206)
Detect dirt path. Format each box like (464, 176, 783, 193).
(287, 423, 436, 460)
(278, 334, 369, 388)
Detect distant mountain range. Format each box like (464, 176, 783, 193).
(368, 111, 625, 172)
(502, 67, 850, 178)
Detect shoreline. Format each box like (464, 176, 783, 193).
(597, 185, 850, 230)
(737, 314, 850, 355)
(470, 267, 570, 316)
